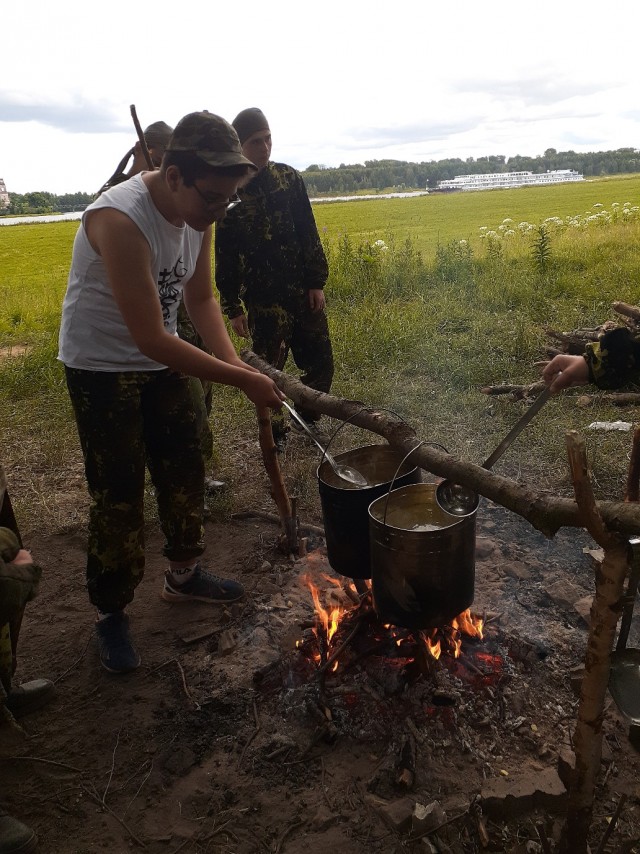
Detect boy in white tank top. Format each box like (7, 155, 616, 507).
(59, 112, 284, 674)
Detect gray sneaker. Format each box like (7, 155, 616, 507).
(162, 564, 244, 604)
(0, 809, 37, 853)
(95, 612, 141, 674)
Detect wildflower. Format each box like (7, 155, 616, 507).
(593, 203, 604, 208)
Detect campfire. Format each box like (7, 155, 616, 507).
(251, 548, 552, 780)
(302, 574, 485, 670)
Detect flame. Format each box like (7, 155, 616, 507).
(421, 629, 441, 660)
(451, 635, 462, 658)
(452, 609, 484, 640)
(305, 576, 344, 645)
(426, 636, 441, 659)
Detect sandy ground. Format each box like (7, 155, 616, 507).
(2, 442, 640, 854)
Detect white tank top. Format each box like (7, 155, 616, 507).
(58, 174, 204, 371)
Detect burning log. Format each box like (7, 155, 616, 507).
(242, 350, 640, 538)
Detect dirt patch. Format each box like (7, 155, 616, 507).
(3, 444, 640, 853)
(0, 344, 30, 360)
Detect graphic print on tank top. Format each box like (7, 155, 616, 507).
(158, 257, 188, 324)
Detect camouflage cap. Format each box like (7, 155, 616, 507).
(166, 112, 257, 171)
(232, 107, 270, 144)
(143, 121, 174, 151)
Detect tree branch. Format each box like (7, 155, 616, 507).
(243, 350, 640, 539)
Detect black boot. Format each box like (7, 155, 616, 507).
(5, 679, 55, 718)
(0, 809, 37, 853)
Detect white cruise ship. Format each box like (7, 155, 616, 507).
(436, 169, 584, 192)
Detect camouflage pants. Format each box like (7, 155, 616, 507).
(248, 301, 334, 433)
(65, 367, 205, 613)
(177, 304, 214, 467)
(0, 623, 11, 695)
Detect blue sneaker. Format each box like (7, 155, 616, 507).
(161, 564, 244, 604)
(95, 612, 141, 674)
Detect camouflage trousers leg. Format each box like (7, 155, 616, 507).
(189, 377, 214, 468)
(289, 302, 334, 423)
(178, 304, 214, 470)
(248, 301, 334, 427)
(248, 305, 293, 438)
(0, 622, 11, 695)
(65, 368, 205, 613)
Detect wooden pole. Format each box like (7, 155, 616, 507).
(129, 105, 154, 170)
(560, 431, 629, 853)
(255, 406, 297, 553)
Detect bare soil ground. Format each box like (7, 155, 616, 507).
(2, 431, 640, 854)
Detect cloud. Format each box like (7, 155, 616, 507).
(0, 90, 128, 133)
(343, 117, 482, 150)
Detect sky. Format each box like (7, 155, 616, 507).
(3, 0, 640, 195)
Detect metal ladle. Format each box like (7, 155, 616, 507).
(436, 386, 552, 516)
(281, 401, 369, 487)
(609, 537, 640, 725)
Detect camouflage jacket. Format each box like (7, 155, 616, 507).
(585, 326, 640, 389)
(215, 162, 328, 319)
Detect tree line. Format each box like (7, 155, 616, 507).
(1, 191, 94, 216)
(2, 147, 639, 214)
(302, 148, 640, 195)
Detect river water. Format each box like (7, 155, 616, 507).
(0, 191, 429, 227)
(0, 211, 84, 226)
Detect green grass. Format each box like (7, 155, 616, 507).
(314, 173, 640, 256)
(2, 175, 640, 531)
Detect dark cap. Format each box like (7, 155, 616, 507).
(232, 108, 270, 145)
(166, 111, 258, 170)
(143, 121, 174, 151)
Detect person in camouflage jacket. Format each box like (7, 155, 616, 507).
(215, 108, 333, 443)
(543, 326, 640, 391)
(0, 464, 53, 853)
(96, 121, 173, 196)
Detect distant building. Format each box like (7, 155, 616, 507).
(0, 179, 9, 209)
(436, 169, 584, 192)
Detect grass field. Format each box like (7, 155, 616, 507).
(2, 174, 640, 530)
(313, 173, 640, 256)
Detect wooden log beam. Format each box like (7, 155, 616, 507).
(243, 350, 640, 539)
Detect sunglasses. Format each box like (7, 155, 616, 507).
(192, 184, 241, 211)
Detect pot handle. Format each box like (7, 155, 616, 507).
(381, 441, 449, 528)
(318, 405, 412, 469)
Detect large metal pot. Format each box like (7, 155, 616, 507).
(368, 482, 476, 629)
(317, 445, 420, 579)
